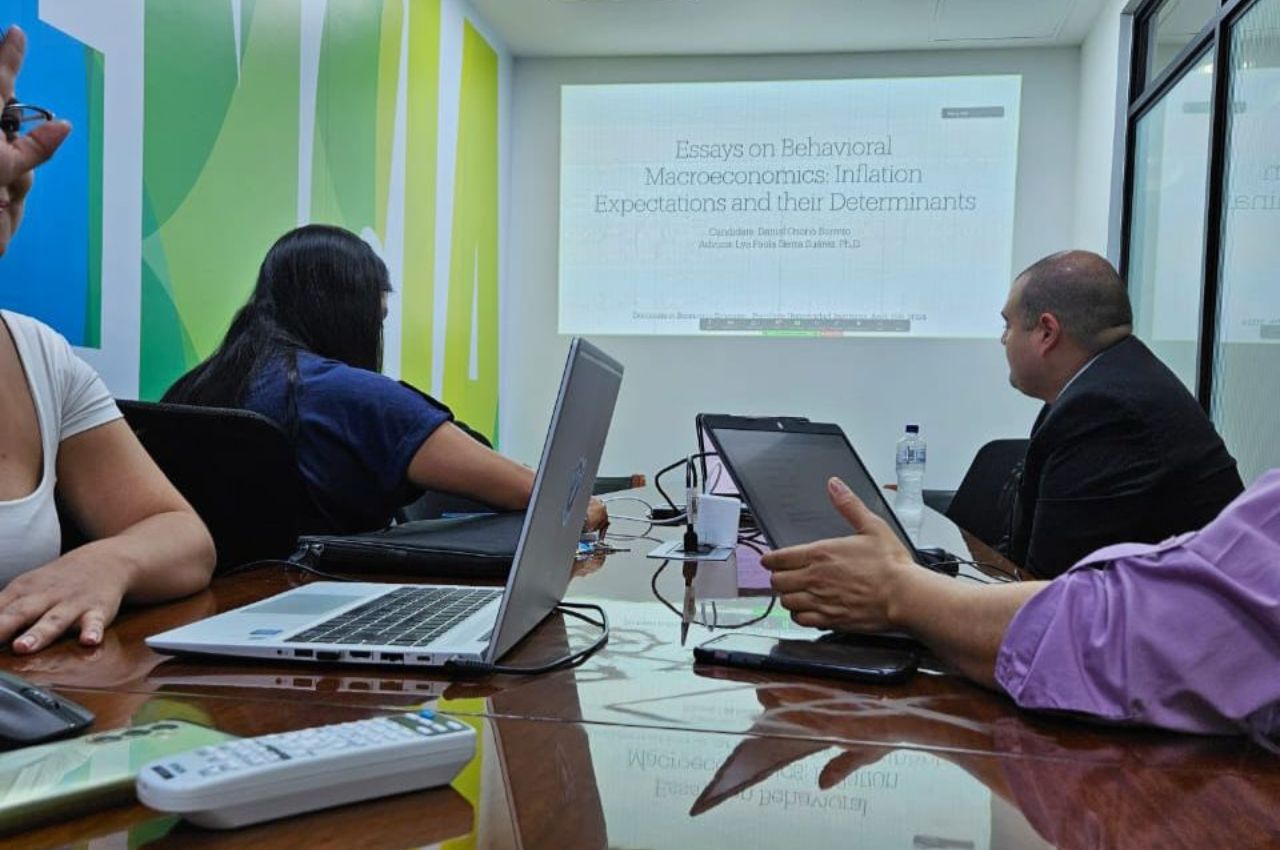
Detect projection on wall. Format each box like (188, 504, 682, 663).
(559, 76, 1023, 338)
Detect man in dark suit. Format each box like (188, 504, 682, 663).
(998, 250, 1243, 577)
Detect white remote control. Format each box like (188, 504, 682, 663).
(135, 710, 476, 829)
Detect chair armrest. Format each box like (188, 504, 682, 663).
(593, 474, 647, 495)
(923, 489, 956, 515)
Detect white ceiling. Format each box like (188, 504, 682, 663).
(470, 0, 1113, 58)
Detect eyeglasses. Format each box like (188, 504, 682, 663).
(1, 100, 54, 142)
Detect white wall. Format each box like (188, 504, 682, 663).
(503, 48, 1081, 490)
(1073, 0, 1132, 257)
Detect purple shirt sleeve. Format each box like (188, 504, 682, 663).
(995, 469, 1280, 739)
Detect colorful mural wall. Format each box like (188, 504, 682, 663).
(1, 0, 505, 439)
(0, 0, 103, 348)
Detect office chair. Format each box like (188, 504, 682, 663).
(935, 438, 1029, 548)
(115, 400, 308, 570)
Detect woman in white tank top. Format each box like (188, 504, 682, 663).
(0, 26, 214, 654)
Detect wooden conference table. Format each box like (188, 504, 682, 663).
(2, 505, 1277, 850)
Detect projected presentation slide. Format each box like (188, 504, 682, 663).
(559, 76, 1022, 337)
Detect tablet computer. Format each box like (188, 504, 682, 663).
(697, 414, 933, 565)
(694, 633, 917, 683)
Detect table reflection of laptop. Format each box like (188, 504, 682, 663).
(697, 414, 959, 571)
(148, 672, 448, 700)
(147, 338, 623, 669)
(478, 614, 610, 848)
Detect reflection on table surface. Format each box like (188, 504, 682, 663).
(7, 687, 1278, 850)
(1, 507, 1276, 848)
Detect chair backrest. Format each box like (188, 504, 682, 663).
(945, 438, 1030, 548)
(117, 400, 307, 570)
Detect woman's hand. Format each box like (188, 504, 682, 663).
(0, 26, 71, 253)
(0, 555, 130, 653)
(584, 496, 609, 535)
(0, 419, 218, 654)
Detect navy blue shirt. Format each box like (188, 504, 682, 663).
(244, 351, 452, 534)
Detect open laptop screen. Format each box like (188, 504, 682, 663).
(485, 338, 624, 663)
(700, 417, 915, 554)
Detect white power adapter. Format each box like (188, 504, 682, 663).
(693, 493, 741, 548)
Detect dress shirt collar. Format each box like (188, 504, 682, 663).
(1057, 351, 1103, 400)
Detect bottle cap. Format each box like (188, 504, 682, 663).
(905, 424, 919, 434)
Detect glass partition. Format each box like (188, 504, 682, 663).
(1210, 0, 1280, 483)
(1127, 52, 1215, 390)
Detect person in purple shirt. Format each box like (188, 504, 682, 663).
(761, 473, 1280, 741)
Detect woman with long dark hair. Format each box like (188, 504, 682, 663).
(165, 224, 605, 535)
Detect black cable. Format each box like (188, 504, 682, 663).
(949, 557, 1019, 582)
(218, 556, 298, 578)
(654, 457, 686, 512)
(218, 546, 360, 583)
(649, 560, 777, 631)
(977, 560, 1022, 582)
(916, 551, 1020, 582)
(654, 451, 718, 512)
(443, 602, 609, 675)
(290, 559, 363, 583)
(683, 455, 702, 553)
(930, 558, 1017, 583)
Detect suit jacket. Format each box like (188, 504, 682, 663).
(1005, 336, 1243, 578)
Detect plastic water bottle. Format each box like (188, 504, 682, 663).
(895, 425, 926, 539)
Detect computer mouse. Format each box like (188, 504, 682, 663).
(917, 547, 961, 576)
(0, 671, 94, 749)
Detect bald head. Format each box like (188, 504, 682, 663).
(1013, 250, 1133, 354)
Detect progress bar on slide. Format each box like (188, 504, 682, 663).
(700, 317, 912, 333)
(941, 106, 1006, 119)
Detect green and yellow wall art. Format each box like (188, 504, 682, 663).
(4, 0, 506, 441)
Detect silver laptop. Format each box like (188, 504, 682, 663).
(147, 338, 623, 668)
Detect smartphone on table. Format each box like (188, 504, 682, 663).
(694, 633, 918, 683)
(0, 720, 237, 833)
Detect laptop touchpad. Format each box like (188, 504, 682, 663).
(243, 594, 365, 616)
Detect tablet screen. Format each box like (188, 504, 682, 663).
(706, 425, 912, 551)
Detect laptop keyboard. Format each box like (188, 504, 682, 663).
(286, 586, 500, 647)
